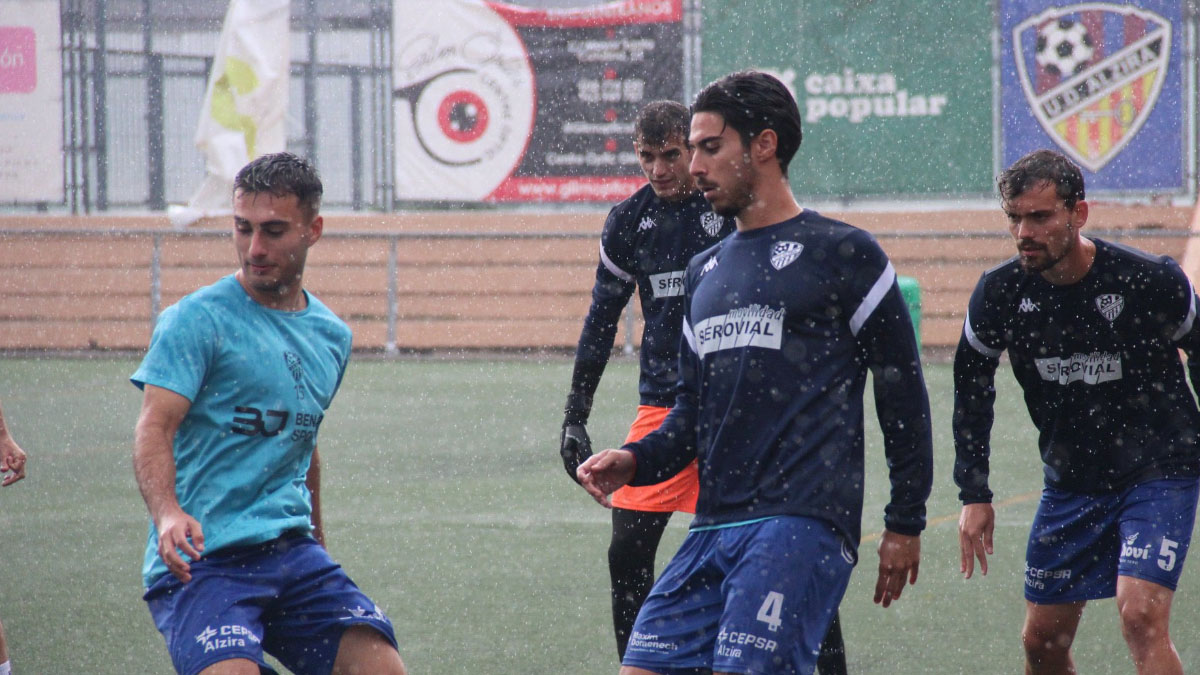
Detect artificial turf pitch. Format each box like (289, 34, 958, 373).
(1, 357, 1198, 673)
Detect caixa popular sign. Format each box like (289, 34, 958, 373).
(1000, 1, 1189, 192)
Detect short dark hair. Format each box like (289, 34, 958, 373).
(691, 70, 802, 174)
(634, 100, 690, 147)
(233, 152, 323, 220)
(998, 149, 1085, 208)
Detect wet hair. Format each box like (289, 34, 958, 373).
(233, 152, 323, 221)
(634, 100, 691, 147)
(691, 70, 803, 174)
(998, 149, 1085, 208)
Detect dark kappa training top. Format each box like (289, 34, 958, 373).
(624, 210, 934, 549)
(954, 238, 1200, 503)
(566, 184, 735, 419)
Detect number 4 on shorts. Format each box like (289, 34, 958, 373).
(756, 591, 784, 633)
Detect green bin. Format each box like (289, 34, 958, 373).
(897, 275, 921, 355)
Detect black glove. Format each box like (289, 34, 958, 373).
(560, 423, 593, 484)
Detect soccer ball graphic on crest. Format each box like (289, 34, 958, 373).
(1035, 19, 1095, 77)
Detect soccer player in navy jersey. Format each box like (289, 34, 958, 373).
(578, 71, 933, 675)
(955, 149, 1200, 675)
(560, 100, 733, 658)
(560, 100, 846, 672)
(132, 153, 406, 675)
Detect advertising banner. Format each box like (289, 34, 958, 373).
(0, 0, 62, 202)
(393, 0, 684, 202)
(999, 1, 1189, 192)
(701, 1, 994, 198)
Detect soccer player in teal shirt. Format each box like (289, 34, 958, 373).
(132, 153, 406, 675)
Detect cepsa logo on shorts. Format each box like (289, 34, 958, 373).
(0, 27, 37, 94)
(194, 624, 262, 654)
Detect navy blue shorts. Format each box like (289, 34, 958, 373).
(143, 533, 398, 675)
(622, 516, 855, 675)
(1025, 478, 1200, 604)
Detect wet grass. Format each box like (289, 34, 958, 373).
(0, 357, 1197, 673)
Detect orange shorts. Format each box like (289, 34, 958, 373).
(610, 405, 699, 514)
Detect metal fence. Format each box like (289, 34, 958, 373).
(56, 0, 394, 214)
(4, 225, 1192, 354)
(0, 227, 643, 353)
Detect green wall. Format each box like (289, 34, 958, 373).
(702, 1, 995, 198)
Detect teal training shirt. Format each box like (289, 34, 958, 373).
(131, 274, 352, 587)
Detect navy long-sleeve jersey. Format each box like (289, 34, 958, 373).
(567, 185, 735, 416)
(624, 211, 934, 549)
(953, 238, 1200, 503)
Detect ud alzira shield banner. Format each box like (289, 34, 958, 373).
(1000, 1, 1188, 191)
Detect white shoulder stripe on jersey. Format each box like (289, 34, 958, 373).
(682, 317, 697, 354)
(963, 309, 1003, 358)
(599, 242, 635, 283)
(849, 262, 896, 336)
(1171, 281, 1197, 342)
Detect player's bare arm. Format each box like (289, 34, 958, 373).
(307, 446, 324, 547)
(576, 449, 637, 507)
(0, 402, 27, 487)
(874, 530, 920, 608)
(958, 502, 995, 579)
(134, 384, 205, 583)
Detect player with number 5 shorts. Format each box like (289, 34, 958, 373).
(955, 149, 1200, 675)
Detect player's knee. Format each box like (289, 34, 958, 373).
(333, 625, 405, 675)
(1021, 623, 1073, 662)
(1117, 598, 1169, 646)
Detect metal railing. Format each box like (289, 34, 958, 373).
(2, 226, 1193, 352)
(2, 228, 626, 353)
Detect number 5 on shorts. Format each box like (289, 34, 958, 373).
(756, 591, 784, 633)
(1158, 538, 1179, 572)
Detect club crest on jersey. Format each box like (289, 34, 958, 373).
(284, 351, 305, 400)
(638, 216, 656, 231)
(1012, 4, 1172, 171)
(700, 211, 723, 237)
(1095, 293, 1124, 321)
(769, 241, 804, 270)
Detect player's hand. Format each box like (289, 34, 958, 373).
(0, 437, 27, 486)
(560, 423, 593, 484)
(157, 509, 206, 583)
(958, 502, 995, 579)
(874, 530, 920, 608)
(576, 449, 636, 507)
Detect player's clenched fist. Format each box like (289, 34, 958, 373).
(576, 449, 637, 507)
